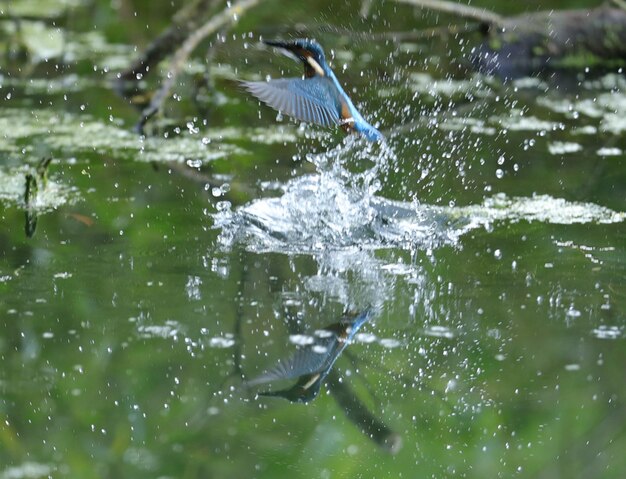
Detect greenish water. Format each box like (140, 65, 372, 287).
(1, 1, 625, 478)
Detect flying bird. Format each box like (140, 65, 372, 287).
(242, 39, 383, 141)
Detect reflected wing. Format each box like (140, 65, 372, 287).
(258, 373, 325, 403)
(241, 78, 341, 127)
(247, 311, 371, 387)
(246, 335, 340, 386)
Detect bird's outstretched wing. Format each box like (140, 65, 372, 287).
(241, 77, 341, 128)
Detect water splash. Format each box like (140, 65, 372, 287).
(215, 172, 624, 255)
(216, 137, 419, 253)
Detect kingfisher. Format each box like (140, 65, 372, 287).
(241, 39, 383, 142)
(245, 310, 372, 403)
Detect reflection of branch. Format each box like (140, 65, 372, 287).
(327, 370, 402, 454)
(135, 0, 260, 133)
(394, 0, 504, 27)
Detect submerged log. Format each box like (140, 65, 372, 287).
(395, 0, 626, 77)
(478, 5, 626, 77)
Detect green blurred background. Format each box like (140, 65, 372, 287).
(1, 0, 625, 477)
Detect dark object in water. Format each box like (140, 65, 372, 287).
(24, 173, 38, 238)
(24, 158, 52, 239)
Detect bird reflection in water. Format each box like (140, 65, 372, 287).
(246, 310, 371, 403)
(245, 309, 403, 453)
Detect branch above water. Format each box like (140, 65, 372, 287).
(394, 0, 504, 27)
(118, 0, 260, 133)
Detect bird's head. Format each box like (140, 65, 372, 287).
(264, 38, 329, 77)
(290, 39, 326, 63)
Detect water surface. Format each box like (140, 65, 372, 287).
(1, 1, 625, 478)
